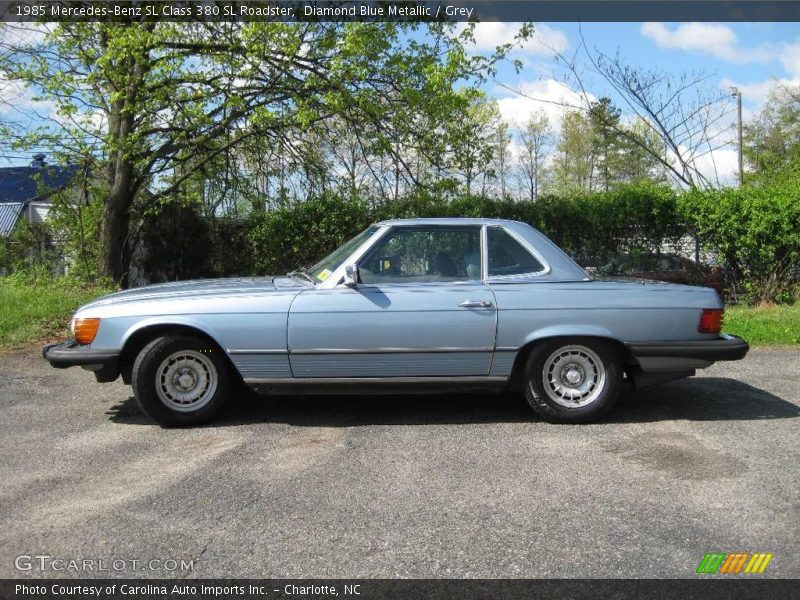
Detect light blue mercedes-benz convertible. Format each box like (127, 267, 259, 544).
(44, 218, 748, 426)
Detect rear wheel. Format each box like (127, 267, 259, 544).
(523, 338, 621, 423)
(132, 335, 230, 427)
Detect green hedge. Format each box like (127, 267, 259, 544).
(128, 181, 800, 304)
(679, 185, 800, 304)
(249, 194, 373, 275)
(372, 181, 680, 259)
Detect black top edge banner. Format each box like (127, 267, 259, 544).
(2, 579, 799, 600)
(1, 0, 799, 23)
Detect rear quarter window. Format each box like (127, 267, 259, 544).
(488, 227, 545, 277)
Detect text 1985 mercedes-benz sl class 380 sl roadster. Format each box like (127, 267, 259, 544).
(44, 218, 749, 426)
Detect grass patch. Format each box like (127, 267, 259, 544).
(0, 274, 115, 351)
(725, 304, 800, 346)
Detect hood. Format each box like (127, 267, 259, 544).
(81, 276, 304, 309)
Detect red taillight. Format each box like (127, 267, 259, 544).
(698, 309, 723, 334)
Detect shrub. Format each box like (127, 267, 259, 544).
(137, 201, 214, 282)
(248, 193, 373, 274)
(680, 183, 800, 304)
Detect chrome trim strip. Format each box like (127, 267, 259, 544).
(245, 376, 508, 385)
(231, 347, 514, 355)
(228, 349, 288, 355)
(481, 224, 489, 281)
(292, 347, 494, 355)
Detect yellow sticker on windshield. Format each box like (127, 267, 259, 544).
(317, 269, 332, 281)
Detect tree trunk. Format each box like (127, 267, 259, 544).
(99, 158, 135, 287)
(99, 99, 136, 287)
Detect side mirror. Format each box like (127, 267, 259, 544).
(343, 264, 359, 287)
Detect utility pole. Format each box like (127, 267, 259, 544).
(730, 87, 743, 187)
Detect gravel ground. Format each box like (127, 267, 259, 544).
(0, 347, 798, 579)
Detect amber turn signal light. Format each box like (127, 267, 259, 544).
(698, 309, 723, 334)
(72, 318, 100, 345)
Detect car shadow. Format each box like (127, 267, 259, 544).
(106, 377, 799, 427)
(610, 377, 800, 424)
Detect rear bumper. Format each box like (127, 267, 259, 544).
(625, 333, 749, 374)
(626, 334, 749, 362)
(43, 341, 120, 382)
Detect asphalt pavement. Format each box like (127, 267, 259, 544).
(0, 347, 798, 579)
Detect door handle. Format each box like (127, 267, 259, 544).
(459, 300, 493, 309)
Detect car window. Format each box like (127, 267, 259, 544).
(666, 256, 686, 271)
(358, 226, 481, 284)
(307, 226, 378, 283)
(644, 255, 685, 272)
(488, 227, 544, 276)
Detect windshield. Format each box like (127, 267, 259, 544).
(305, 226, 379, 283)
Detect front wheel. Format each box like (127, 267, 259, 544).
(132, 335, 230, 427)
(523, 338, 621, 423)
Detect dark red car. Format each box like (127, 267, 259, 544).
(615, 253, 725, 293)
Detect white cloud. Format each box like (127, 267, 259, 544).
(641, 22, 770, 63)
(779, 41, 800, 77)
(0, 71, 56, 116)
(461, 22, 568, 56)
(690, 146, 739, 187)
(720, 77, 775, 108)
(721, 75, 800, 118)
(495, 79, 593, 131)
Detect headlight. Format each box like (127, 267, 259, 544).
(72, 318, 101, 345)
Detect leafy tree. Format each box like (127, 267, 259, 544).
(2, 22, 513, 286)
(743, 83, 800, 184)
(516, 111, 553, 200)
(553, 111, 594, 193)
(617, 117, 668, 184)
(588, 99, 667, 189)
(554, 35, 732, 189)
(446, 91, 503, 195)
(588, 97, 624, 191)
(491, 120, 513, 198)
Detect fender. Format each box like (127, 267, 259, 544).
(121, 316, 227, 351)
(518, 324, 619, 348)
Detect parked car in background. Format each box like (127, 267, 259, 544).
(599, 252, 725, 293)
(44, 218, 748, 426)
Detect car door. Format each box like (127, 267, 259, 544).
(287, 225, 497, 378)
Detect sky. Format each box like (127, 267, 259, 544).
(467, 21, 800, 184)
(1, 21, 799, 183)
(485, 22, 799, 120)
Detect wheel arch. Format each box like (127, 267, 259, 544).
(507, 333, 636, 391)
(119, 320, 238, 385)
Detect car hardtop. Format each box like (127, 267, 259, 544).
(375, 217, 522, 228)
(372, 217, 590, 283)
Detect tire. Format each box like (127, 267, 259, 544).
(132, 334, 230, 427)
(523, 338, 621, 424)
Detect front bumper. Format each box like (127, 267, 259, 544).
(43, 341, 120, 382)
(625, 333, 749, 373)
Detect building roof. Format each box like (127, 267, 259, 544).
(0, 202, 25, 237)
(0, 163, 78, 204)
